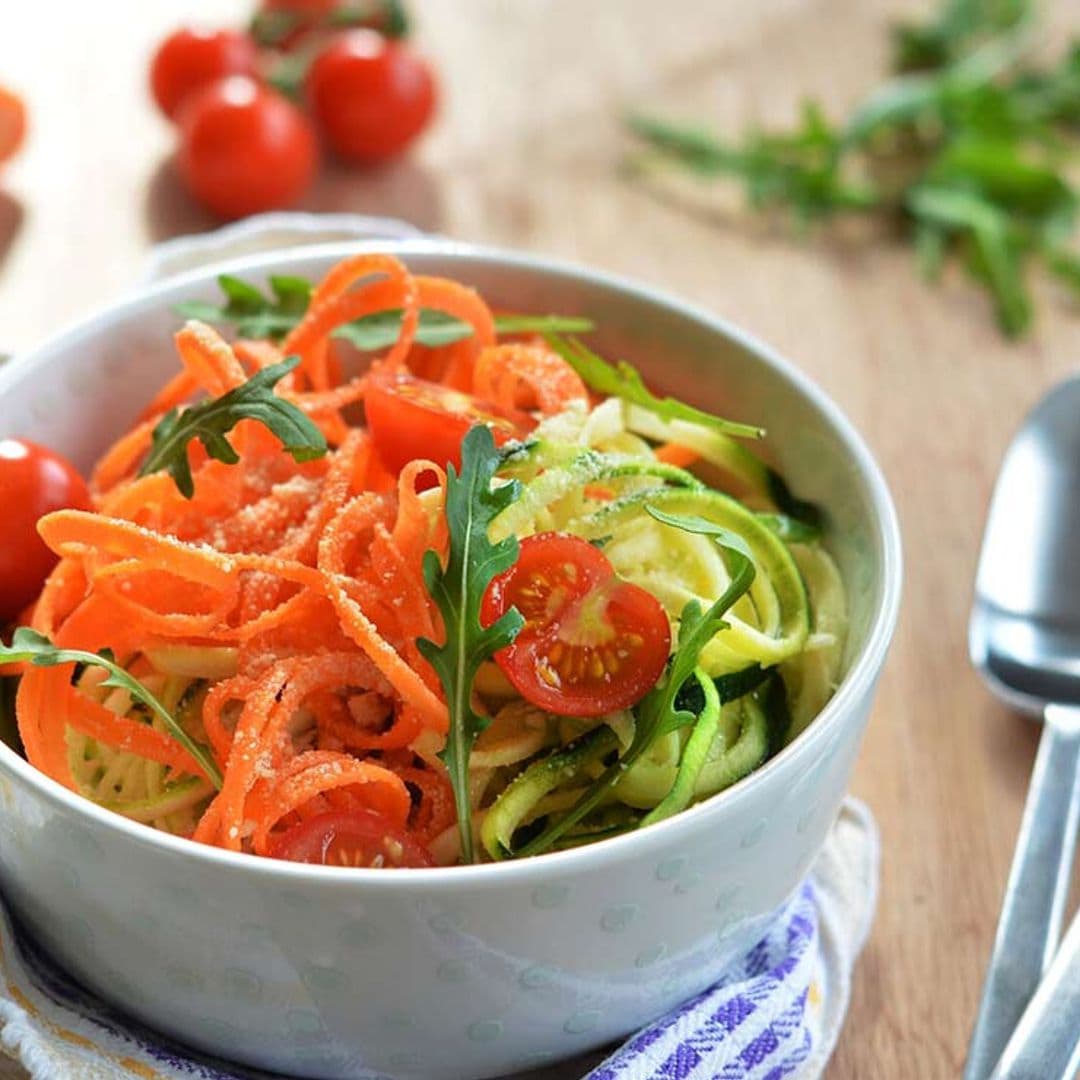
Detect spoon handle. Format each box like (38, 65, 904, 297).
(964, 704, 1080, 1080)
(988, 899, 1080, 1079)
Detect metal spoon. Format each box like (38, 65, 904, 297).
(965, 373, 1080, 1080)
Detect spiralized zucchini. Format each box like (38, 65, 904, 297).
(472, 398, 847, 858)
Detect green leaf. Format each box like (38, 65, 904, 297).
(755, 512, 822, 544)
(269, 275, 314, 315)
(545, 334, 764, 440)
(328, 0, 409, 37)
(219, 274, 268, 314)
(907, 184, 1032, 334)
(630, 108, 879, 221)
(416, 427, 524, 864)
(0, 628, 222, 788)
(622, 0, 1080, 340)
(173, 275, 594, 351)
(138, 356, 328, 498)
(517, 506, 756, 856)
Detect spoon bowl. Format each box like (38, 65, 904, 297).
(970, 374, 1080, 712)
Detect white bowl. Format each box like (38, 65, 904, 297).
(0, 240, 902, 1080)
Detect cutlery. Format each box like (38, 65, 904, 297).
(965, 373, 1080, 1080)
(988, 902, 1080, 1079)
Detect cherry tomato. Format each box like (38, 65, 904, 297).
(149, 28, 258, 121)
(0, 439, 91, 622)
(307, 30, 436, 163)
(268, 809, 435, 868)
(177, 76, 317, 220)
(481, 533, 672, 717)
(0, 85, 26, 165)
(364, 368, 535, 475)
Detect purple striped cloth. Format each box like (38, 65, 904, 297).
(584, 884, 817, 1080)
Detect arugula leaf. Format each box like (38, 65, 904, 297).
(138, 356, 327, 498)
(516, 506, 756, 856)
(628, 106, 879, 223)
(174, 274, 594, 350)
(0, 628, 222, 788)
(545, 333, 764, 440)
(907, 184, 1032, 334)
(416, 427, 524, 864)
(625, 0, 1080, 339)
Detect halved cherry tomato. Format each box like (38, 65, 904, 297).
(0, 439, 91, 622)
(307, 30, 436, 162)
(268, 809, 434, 868)
(177, 76, 317, 220)
(364, 368, 535, 475)
(149, 27, 259, 121)
(481, 533, 671, 717)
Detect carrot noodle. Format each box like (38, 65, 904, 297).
(249, 750, 411, 855)
(15, 252, 616, 865)
(282, 254, 419, 389)
(472, 343, 588, 414)
(654, 442, 702, 468)
(232, 339, 285, 374)
(411, 276, 496, 389)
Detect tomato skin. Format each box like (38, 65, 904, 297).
(0, 439, 91, 622)
(481, 534, 672, 718)
(268, 809, 434, 868)
(364, 368, 535, 475)
(0, 85, 26, 165)
(150, 28, 259, 121)
(177, 76, 318, 220)
(307, 30, 436, 162)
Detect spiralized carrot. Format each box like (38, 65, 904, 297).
(472, 343, 588, 414)
(17, 253, 595, 863)
(655, 442, 701, 468)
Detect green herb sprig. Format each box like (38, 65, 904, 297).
(516, 506, 756, 856)
(138, 354, 327, 498)
(0, 628, 222, 788)
(252, 0, 408, 50)
(628, 0, 1080, 337)
(175, 274, 594, 352)
(545, 333, 764, 439)
(417, 427, 524, 864)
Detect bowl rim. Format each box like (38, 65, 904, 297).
(0, 237, 903, 889)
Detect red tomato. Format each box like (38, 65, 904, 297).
(268, 809, 434, 868)
(364, 368, 535, 475)
(0, 439, 91, 622)
(307, 30, 436, 162)
(149, 28, 258, 121)
(177, 76, 317, 220)
(0, 85, 26, 165)
(481, 534, 672, 717)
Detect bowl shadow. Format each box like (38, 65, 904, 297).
(143, 154, 443, 245)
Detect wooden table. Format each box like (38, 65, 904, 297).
(2, 1, 1078, 1076)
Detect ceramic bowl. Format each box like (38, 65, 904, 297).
(0, 240, 901, 1080)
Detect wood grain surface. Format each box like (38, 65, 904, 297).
(2, 2, 1079, 1077)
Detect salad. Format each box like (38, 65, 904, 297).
(0, 253, 847, 868)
